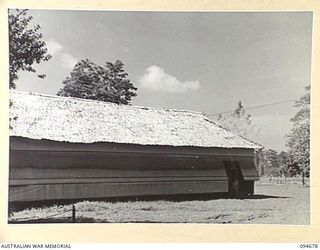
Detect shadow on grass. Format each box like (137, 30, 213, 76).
(8, 193, 290, 224)
(8, 192, 289, 213)
(241, 194, 289, 200)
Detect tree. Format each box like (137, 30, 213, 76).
(216, 101, 262, 173)
(278, 151, 290, 176)
(286, 85, 310, 181)
(217, 101, 260, 140)
(8, 9, 51, 89)
(264, 149, 281, 176)
(255, 149, 291, 177)
(57, 59, 137, 105)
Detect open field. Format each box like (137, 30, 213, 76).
(8, 182, 310, 224)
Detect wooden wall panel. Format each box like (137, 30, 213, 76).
(8, 137, 259, 202)
(9, 181, 228, 202)
(10, 150, 232, 169)
(10, 136, 255, 157)
(10, 176, 227, 185)
(238, 159, 259, 180)
(10, 167, 227, 179)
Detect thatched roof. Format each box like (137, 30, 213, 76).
(9, 91, 261, 149)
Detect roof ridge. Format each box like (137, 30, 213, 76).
(10, 90, 203, 116)
(202, 116, 263, 149)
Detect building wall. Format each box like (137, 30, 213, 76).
(9, 137, 258, 202)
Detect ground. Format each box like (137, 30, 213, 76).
(9, 182, 310, 224)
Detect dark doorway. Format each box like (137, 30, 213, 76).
(224, 160, 255, 197)
(224, 161, 244, 196)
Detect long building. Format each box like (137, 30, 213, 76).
(9, 91, 261, 203)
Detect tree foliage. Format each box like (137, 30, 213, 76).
(217, 101, 260, 140)
(57, 59, 137, 105)
(256, 149, 290, 177)
(286, 85, 310, 177)
(216, 101, 262, 173)
(8, 9, 51, 89)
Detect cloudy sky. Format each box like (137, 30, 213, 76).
(13, 10, 312, 151)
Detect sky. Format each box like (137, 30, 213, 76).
(13, 10, 313, 151)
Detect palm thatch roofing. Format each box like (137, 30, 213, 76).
(9, 91, 261, 149)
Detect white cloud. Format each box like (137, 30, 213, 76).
(46, 38, 78, 69)
(46, 39, 63, 56)
(138, 65, 200, 93)
(60, 53, 78, 69)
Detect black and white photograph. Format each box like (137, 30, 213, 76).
(7, 9, 312, 225)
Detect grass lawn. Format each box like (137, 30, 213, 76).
(8, 182, 310, 224)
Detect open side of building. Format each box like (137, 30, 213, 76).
(9, 91, 261, 204)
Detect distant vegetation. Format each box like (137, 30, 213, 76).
(217, 101, 260, 140)
(57, 59, 137, 105)
(8, 10, 137, 105)
(216, 87, 310, 184)
(8, 9, 51, 89)
(286, 86, 310, 180)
